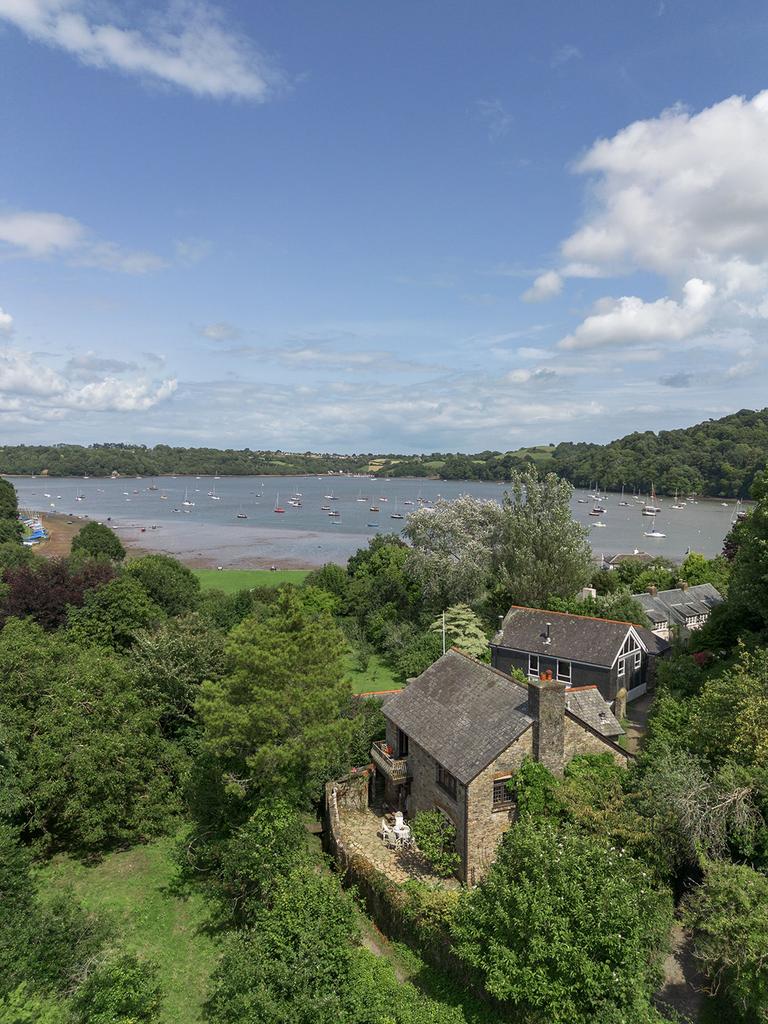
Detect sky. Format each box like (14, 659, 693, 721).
(2, 1, 768, 453)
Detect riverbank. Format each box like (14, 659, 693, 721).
(37, 513, 325, 569)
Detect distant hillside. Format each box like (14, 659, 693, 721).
(0, 410, 764, 494)
(551, 408, 768, 498)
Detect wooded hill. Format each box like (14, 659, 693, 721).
(1, 408, 766, 496)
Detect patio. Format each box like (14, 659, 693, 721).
(337, 802, 460, 888)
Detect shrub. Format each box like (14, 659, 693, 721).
(410, 810, 461, 878)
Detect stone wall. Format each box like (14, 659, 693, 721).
(563, 713, 629, 766)
(406, 737, 469, 879)
(464, 728, 532, 885)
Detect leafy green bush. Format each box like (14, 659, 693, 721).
(410, 810, 461, 878)
(683, 861, 768, 1024)
(71, 522, 125, 561)
(70, 954, 162, 1024)
(452, 820, 674, 1024)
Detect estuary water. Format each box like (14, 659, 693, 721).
(11, 475, 744, 568)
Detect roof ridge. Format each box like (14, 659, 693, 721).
(449, 645, 529, 690)
(508, 604, 634, 628)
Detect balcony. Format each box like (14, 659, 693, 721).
(371, 740, 408, 782)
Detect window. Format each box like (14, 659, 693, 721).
(528, 654, 539, 678)
(618, 658, 625, 677)
(493, 776, 513, 808)
(397, 729, 409, 758)
(556, 660, 571, 683)
(634, 652, 642, 670)
(436, 764, 457, 800)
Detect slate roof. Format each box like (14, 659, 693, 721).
(382, 649, 533, 784)
(634, 583, 723, 629)
(493, 606, 636, 668)
(565, 686, 623, 738)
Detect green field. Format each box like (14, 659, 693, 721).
(38, 835, 219, 1024)
(193, 568, 310, 593)
(343, 651, 401, 694)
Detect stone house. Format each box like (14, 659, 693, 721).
(371, 648, 628, 885)
(633, 582, 723, 641)
(490, 605, 670, 704)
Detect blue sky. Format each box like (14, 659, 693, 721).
(2, 0, 768, 453)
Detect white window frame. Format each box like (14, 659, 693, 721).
(528, 654, 539, 678)
(634, 652, 642, 670)
(618, 658, 625, 678)
(556, 659, 571, 683)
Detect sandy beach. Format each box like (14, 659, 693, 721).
(33, 511, 345, 569)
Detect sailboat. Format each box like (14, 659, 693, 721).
(182, 487, 195, 507)
(670, 490, 686, 510)
(642, 484, 661, 516)
(644, 515, 666, 538)
(618, 484, 629, 507)
(209, 483, 221, 500)
(274, 493, 285, 514)
(75, 488, 85, 501)
(236, 504, 248, 519)
(390, 498, 404, 520)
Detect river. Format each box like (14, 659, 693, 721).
(11, 475, 744, 568)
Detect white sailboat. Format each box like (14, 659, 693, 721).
(644, 515, 666, 538)
(182, 487, 195, 507)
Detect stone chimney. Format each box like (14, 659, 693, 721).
(677, 580, 689, 591)
(647, 584, 658, 597)
(579, 586, 598, 601)
(528, 675, 566, 776)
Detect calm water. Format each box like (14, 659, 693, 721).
(11, 475, 744, 567)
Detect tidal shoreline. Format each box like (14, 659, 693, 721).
(35, 511, 332, 570)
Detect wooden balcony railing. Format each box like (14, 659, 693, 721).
(371, 740, 408, 782)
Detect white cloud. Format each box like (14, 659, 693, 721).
(506, 367, 557, 384)
(64, 354, 139, 380)
(476, 98, 514, 140)
(201, 321, 241, 341)
(75, 241, 167, 274)
(0, 207, 165, 273)
(551, 44, 582, 68)
(0, 210, 84, 255)
(0, 307, 13, 336)
(561, 90, 768, 290)
(0, 0, 283, 101)
(0, 347, 176, 414)
(559, 278, 716, 350)
(522, 270, 563, 302)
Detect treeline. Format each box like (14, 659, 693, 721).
(3, 407, 768, 496)
(0, 443, 371, 478)
(551, 407, 768, 498)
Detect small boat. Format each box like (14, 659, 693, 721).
(75, 489, 85, 501)
(369, 504, 380, 512)
(328, 510, 340, 517)
(274, 493, 285, 513)
(644, 516, 666, 538)
(321, 504, 331, 511)
(236, 511, 248, 519)
(402, 500, 414, 506)
(367, 522, 379, 528)
(172, 507, 181, 513)
(592, 521, 607, 528)
(577, 498, 588, 504)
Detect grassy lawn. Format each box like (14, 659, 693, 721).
(38, 834, 219, 1024)
(344, 650, 401, 694)
(193, 567, 310, 593)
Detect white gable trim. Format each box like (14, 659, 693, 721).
(609, 626, 647, 669)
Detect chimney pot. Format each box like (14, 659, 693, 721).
(678, 580, 689, 591)
(647, 585, 658, 597)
